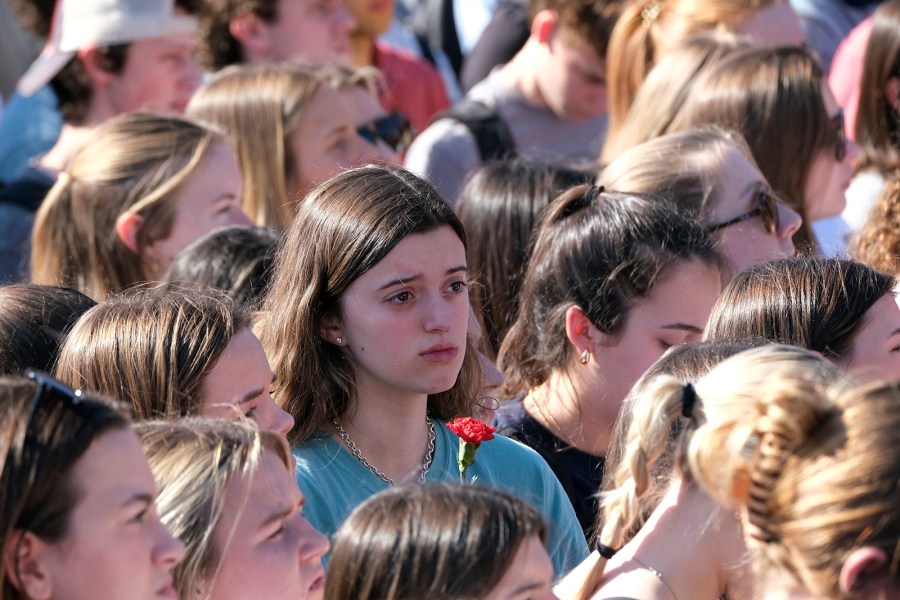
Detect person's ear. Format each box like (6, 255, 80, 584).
(319, 312, 345, 347)
(530, 9, 558, 46)
(839, 546, 889, 596)
(114, 212, 145, 255)
(564, 305, 602, 364)
(228, 12, 272, 60)
(885, 77, 900, 112)
(4, 531, 54, 600)
(77, 46, 118, 87)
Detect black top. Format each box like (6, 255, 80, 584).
(495, 397, 605, 540)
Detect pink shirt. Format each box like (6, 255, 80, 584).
(829, 16, 873, 141)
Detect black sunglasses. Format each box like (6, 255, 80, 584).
(356, 112, 414, 153)
(24, 370, 85, 433)
(705, 186, 782, 235)
(830, 108, 847, 162)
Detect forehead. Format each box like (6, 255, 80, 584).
(127, 32, 197, 55)
(70, 428, 157, 512)
(219, 451, 296, 530)
(297, 85, 352, 138)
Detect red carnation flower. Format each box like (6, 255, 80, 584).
(446, 417, 496, 481)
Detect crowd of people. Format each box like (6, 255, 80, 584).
(0, 0, 899, 598)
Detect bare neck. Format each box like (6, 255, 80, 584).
(523, 369, 613, 456)
(495, 39, 550, 110)
(350, 32, 375, 67)
(603, 478, 752, 600)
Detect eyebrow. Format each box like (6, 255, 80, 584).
(510, 582, 544, 595)
(121, 493, 154, 508)
(377, 266, 467, 291)
(237, 375, 276, 405)
(660, 322, 704, 335)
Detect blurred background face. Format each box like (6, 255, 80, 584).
(338, 85, 402, 163)
(344, 0, 395, 36)
(540, 34, 607, 122)
(289, 84, 385, 198)
(262, 0, 355, 64)
(803, 85, 857, 221)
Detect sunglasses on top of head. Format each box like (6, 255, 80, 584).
(356, 112, 414, 154)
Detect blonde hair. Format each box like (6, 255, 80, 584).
(600, 126, 756, 226)
(576, 345, 842, 599)
(187, 62, 326, 230)
(137, 418, 291, 599)
(31, 112, 226, 300)
(691, 379, 900, 598)
(54, 288, 249, 420)
(601, 31, 750, 161)
(605, 0, 778, 146)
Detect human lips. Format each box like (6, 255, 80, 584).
(420, 343, 459, 363)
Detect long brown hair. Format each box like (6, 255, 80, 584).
(668, 45, 830, 252)
(855, 0, 900, 175)
(31, 112, 227, 300)
(259, 165, 482, 445)
(498, 184, 722, 397)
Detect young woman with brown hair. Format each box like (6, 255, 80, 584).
(496, 184, 723, 536)
(668, 45, 857, 253)
(258, 164, 588, 575)
(30, 112, 252, 300)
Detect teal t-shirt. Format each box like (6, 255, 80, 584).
(293, 420, 589, 576)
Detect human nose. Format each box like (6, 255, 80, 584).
(298, 517, 330, 562)
(259, 394, 295, 439)
(229, 207, 255, 228)
(423, 294, 456, 333)
(152, 515, 186, 568)
(842, 138, 860, 165)
(352, 134, 385, 167)
(776, 202, 802, 240)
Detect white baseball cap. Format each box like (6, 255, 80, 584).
(17, 0, 197, 97)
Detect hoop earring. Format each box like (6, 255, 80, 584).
(580, 348, 590, 365)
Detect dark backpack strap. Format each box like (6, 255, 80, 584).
(437, 99, 517, 162)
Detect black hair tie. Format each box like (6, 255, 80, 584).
(595, 542, 619, 560)
(682, 383, 697, 418)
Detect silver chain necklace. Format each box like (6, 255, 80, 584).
(333, 417, 435, 485)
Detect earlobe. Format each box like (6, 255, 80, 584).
(839, 546, 889, 596)
(564, 305, 600, 362)
(77, 46, 116, 87)
(115, 211, 146, 256)
(530, 9, 558, 45)
(319, 313, 344, 346)
(5, 531, 53, 600)
(228, 12, 271, 60)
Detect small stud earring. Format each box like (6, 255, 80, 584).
(580, 348, 590, 365)
(336, 337, 343, 345)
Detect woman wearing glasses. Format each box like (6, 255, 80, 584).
(187, 62, 399, 230)
(705, 257, 900, 382)
(0, 372, 184, 600)
(668, 45, 857, 254)
(496, 183, 723, 537)
(600, 126, 802, 279)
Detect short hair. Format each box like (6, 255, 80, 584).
(325, 484, 548, 599)
(31, 112, 229, 300)
(668, 45, 830, 252)
(0, 284, 96, 375)
(855, 0, 900, 175)
(54, 288, 250, 420)
(196, 0, 278, 71)
(528, 0, 622, 59)
(187, 62, 326, 229)
(258, 165, 482, 445)
(0, 375, 129, 598)
(137, 418, 291, 599)
(705, 257, 896, 362)
(498, 185, 722, 397)
(163, 226, 280, 309)
(48, 0, 201, 125)
(457, 159, 594, 356)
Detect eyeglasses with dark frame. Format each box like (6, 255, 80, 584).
(705, 185, 782, 235)
(24, 370, 85, 434)
(830, 108, 847, 162)
(356, 112, 414, 154)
